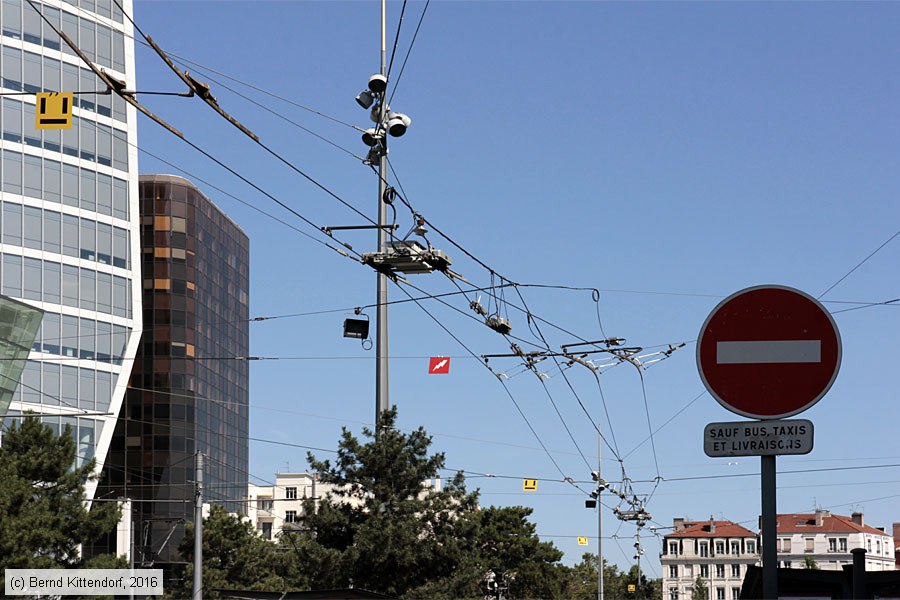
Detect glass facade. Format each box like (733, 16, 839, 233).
(0, 293, 43, 418)
(97, 175, 249, 571)
(0, 1, 141, 483)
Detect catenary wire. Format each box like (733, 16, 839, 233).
(818, 226, 900, 299)
(387, 0, 430, 106)
(114, 0, 378, 228)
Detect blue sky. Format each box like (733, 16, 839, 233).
(132, 0, 900, 574)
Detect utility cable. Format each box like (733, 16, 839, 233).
(385, 0, 407, 84)
(115, 0, 377, 228)
(622, 390, 707, 460)
(390, 283, 577, 488)
(25, 0, 362, 264)
(388, 0, 430, 106)
(818, 226, 900, 299)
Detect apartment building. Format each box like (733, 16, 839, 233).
(661, 517, 759, 600)
(773, 510, 895, 572)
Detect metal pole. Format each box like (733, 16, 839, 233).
(375, 0, 390, 430)
(597, 432, 603, 600)
(761, 454, 777, 600)
(635, 541, 641, 600)
(193, 451, 203, 600)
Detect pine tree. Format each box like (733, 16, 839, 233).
(0, 417, 121, 589)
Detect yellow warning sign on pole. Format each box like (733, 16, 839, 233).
(577, 536, 588, 546)
(522, 478, 538, 491)
(35, 92, 73, 130)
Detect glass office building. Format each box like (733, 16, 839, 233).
(0, 0, 142, 499)
(97, 174, 249, 570)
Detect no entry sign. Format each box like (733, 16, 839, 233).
(697, 285, 841, 420)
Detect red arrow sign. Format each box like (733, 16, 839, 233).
(697, 285, 841, 420)
(429, 357, 451, 374)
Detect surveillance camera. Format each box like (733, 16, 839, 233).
(387, 112, 411, 137)
(368, 73, 388, 93)
(355, 90, 374, 109)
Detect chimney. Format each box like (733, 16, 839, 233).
(815, 509, 829, 527)
(893, 522, 900, 540)
(709, 515, 716, 535)
(674, 517, 685, 532)
(852, 512, 864, 527)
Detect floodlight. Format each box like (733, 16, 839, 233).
(343, 318, 369, 339)
(387, 112, 411, 137)
(355, 90, 375, 109)
(368, 73, 388, 93)
(361, 128, 382, 147)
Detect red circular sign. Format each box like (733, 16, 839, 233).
(697, 285, 841, 420)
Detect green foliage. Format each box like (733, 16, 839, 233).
(0, 417, 121, 589)
(174, 505, 294, 599)
(296, 406, 570, 599)
(179, 407, 629, 599)
(565, 554, 660, 599)
(691, 575, 710, 600)
(803, 555, 820, 569)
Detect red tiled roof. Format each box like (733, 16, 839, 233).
(667, 521, 757, 538)
(776, 513, 891, 537)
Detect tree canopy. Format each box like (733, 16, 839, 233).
(0, 417, 122, 589)
(174, 407, 660, 599)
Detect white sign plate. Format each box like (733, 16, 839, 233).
(704, 419, 813, 457)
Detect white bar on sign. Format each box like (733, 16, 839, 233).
(716, 340, 821, 364)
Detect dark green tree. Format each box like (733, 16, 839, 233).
(564, 552, 628, 599)
(690, 575, 710, 600)
(803, 555, 820, 569)
(174, 505, 293, 599)
(292, 407, 569, 599)
(0, 417, 121, 589)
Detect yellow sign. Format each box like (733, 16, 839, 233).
(35, 92, 73, 130)
(627, 584, 636, 593)
(522, 478, 538, 491)
(577, 536, 588, 546)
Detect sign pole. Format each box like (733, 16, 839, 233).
(761, 454, 777, 599)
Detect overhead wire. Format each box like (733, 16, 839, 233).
(389, 283, 584, 493)
(387, 0, 430, 106)
(26, 0, 365, 265)
(818, 226, 900, 299)
(113, 0, 378, 227)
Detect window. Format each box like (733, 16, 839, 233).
(669, 542, 678, 556)
(700, 564, 709, 578)
(260, 522, 272, 540)
(732, 589, 741, 600)
(829, 538, 837, 553)
(867, 539, 872, 553)
(716, 588, 725, 600)
(700, 542, 709, 557)
(731, 541, 740, 556)
(805, 538, 814, 553)
(284, 511, 297, 523)
(840, 538, 847, 552)
(669, 565, 678, 578)
(715, 541, 725, 555)
(731, 564, 740, 578)
(285, 487, 297, 500)
(716, 564, 725, 578)
(778, 538, 790, 553)
(669, 588, 679, 600)
(257, 499, 273, 512)
(746, 540, 756, 554)
(876, 539, 881, 554)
